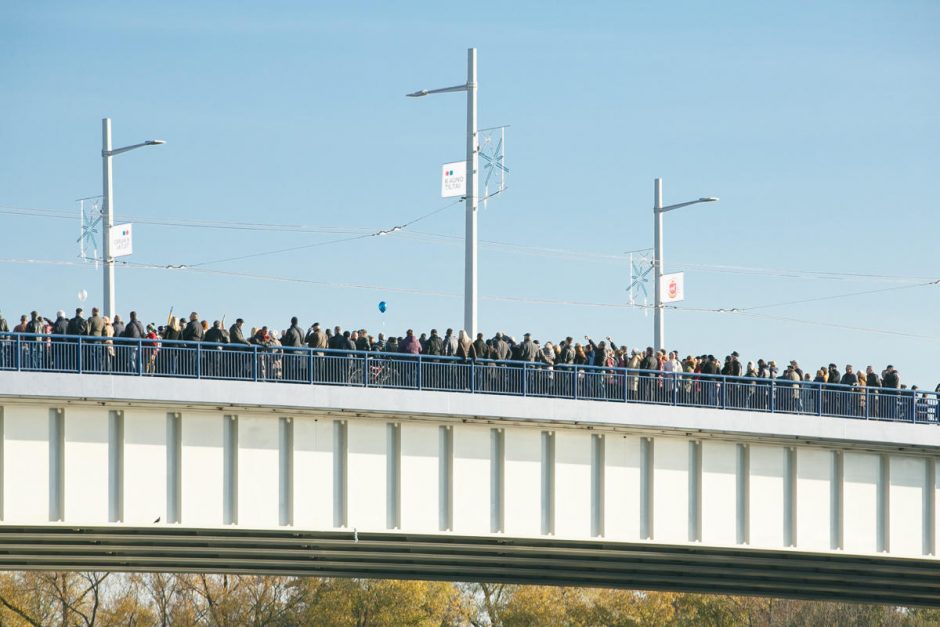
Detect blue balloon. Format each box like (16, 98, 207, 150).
(378, 301, 387, 313)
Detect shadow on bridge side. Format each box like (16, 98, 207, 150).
(0, 526, 937, 607)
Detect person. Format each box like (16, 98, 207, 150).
(472, 333, 488, 361)
(399, 329, 421, 355)
(305, 322, 327, 352)
(180, 313, 203, 374)
(87, 307, 105, 337)
(881, 365, 900, 419)
(144, 323, 160, 374)
(86, 307, 105, 370)
(159, 317, 182, 374)
(280, 317, 305, 381)
(443, 328, 458, 357)
(181, 312, 203, 341)
(456, 330, 475, 361)
(67, 308, 87, 336)
(121, 311, 146, 373)
(516, 333, 538, 362)
(426, 329, 444, 357)
(111, 314, 125, 339)
(96, 315, 113, 370)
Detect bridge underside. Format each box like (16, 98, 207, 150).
(0, 526, 937, 607)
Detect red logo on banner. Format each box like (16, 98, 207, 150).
(668, 279, 678, 299)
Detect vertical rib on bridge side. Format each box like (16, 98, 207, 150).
(689, 441, 702, 542)
(0, 407, 4, 521)
(541, 431, 555, 536)
(223, 415, 238, 525)
(387, 423, 401, 530)
(439, 426, 453, 532)
(831, 450, 844, 550)
(279, 417, 293, 527)
(333, 421, 348, 528)
(736, 443, 749, 545)
(166, 413, 181, 524)
(878, 454, 890, 553)
(490, 428, 504, 533)
(927, 458, 937, 557)
(640, 437, 653, 540)
(591, 434, 605, 538)
(785, 447, 797, 547)
(108, 410, 124, 523)
(49, 408, 64, 522)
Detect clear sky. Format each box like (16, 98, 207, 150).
(1, 1, 939, 385)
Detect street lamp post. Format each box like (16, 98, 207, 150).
(653, 177, 718, 353)
(101, 117, 164, 318)
(407, 48, 479, 336)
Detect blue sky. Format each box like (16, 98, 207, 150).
(1, 1, 939, 384)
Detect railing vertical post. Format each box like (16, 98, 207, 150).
(720, 376, 727, 409)
(864, 387, 870, 420)
(522, 363, 527, 397)
(308, 350, 314, 384)
(911, 392, 917, 424)
(364, 354, 370, 387)
(195, 343, 202, 379)
(817, 383, 823, 416)
(76, 336, 82, 373)
(574, 366, 579, 400)
(770, 379, 776, 413)
(137, 339, 144, 376)
(14, 335, 21, 371)
(673, 373, 679, 406)
(251, 345, 258, 382)
(470, 360, 476, 393)
(417, 355, 423, 390)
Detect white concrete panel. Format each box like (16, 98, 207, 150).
(749, 445, 785, 548)
(843, 452, 879, 554)
(347, 420, 386, 531)
(181, 412, 223, 527)
(796, 448, 831, 551)
(701, 440, 737, 546)
(452, 425, 491, 534)
(890, 456, 925, 557)
(936, 462, 940, 557)
(238, 415, 279, 528)
(293, 417, 333, 529)
(2, 405, 50, 521)
(504, 428, 541, 537)
(123, 409, 167, 524)
(63, 407, 109, 523)
(400, 423, 439, 532)
(604, 435, 641, 541)
(554, 431, 591, 538)
(653, 437, 688, 543)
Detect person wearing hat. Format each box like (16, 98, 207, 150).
(517, 332, 539, 362)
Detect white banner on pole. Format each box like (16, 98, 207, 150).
(441, 160, 466, 198)
(660, 272, 685, 303)
(109, 223, 133, 257)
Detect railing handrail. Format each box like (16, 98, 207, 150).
(0, 331, 931, 423)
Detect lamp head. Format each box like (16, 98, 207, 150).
(406, 90, 429, 98)
(700, 197, 718, 202)
(146, 140, 166, 145)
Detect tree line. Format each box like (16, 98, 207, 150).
(0, 573, 936, 626)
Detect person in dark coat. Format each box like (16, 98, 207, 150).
(67, 308, 87, 336)
(472, 333, 488, 360)
(87, 307, 105, 337)
(111, 314, 125, 338)
(182, 312, 204, 342)
(229, 319, 249, 345)
(426, 329, 444, 356)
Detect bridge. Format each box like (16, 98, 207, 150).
(0, 333, 938, 606)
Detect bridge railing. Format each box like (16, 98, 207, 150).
(0, 332, 934, 424)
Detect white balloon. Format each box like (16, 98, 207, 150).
(77, 289, 88, 302)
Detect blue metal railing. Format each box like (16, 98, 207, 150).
(0, 332, 934, 424)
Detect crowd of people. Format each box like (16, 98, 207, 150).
(0, 306, 932, 421)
